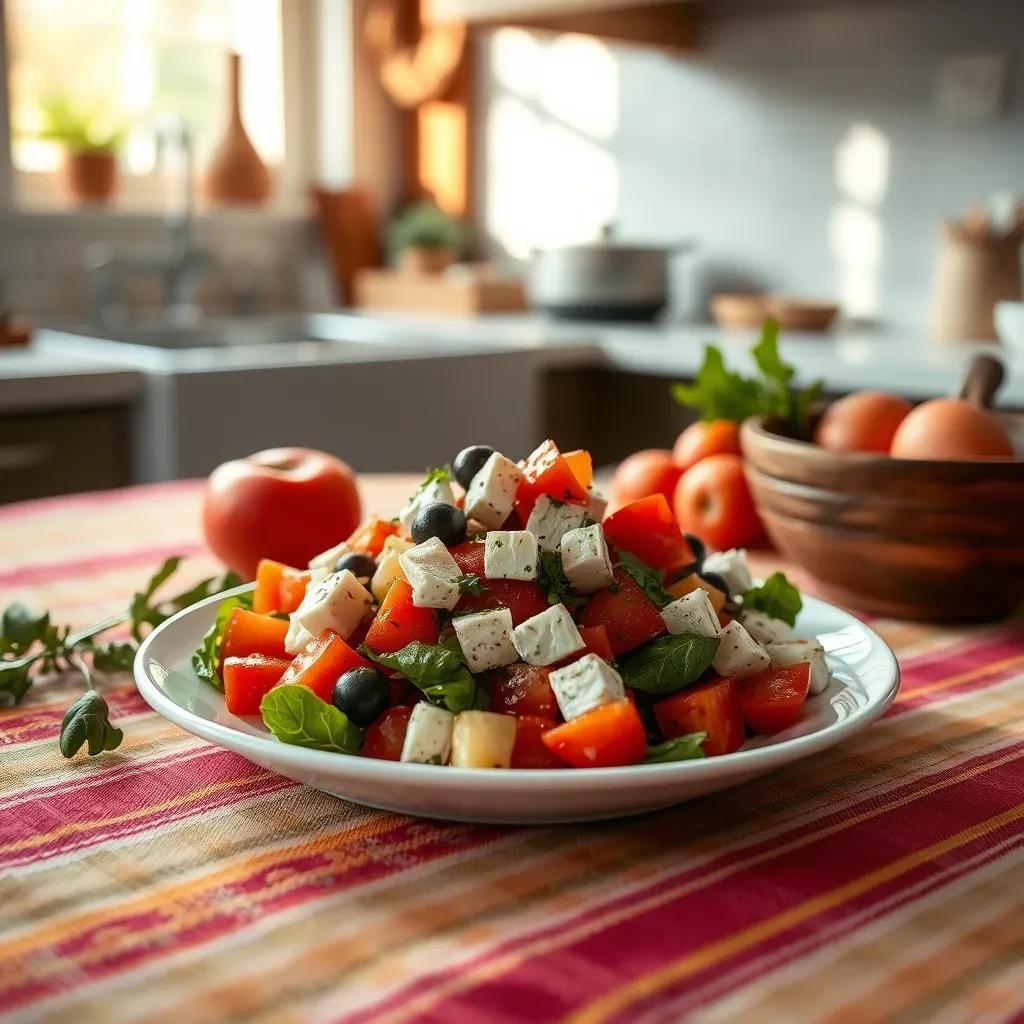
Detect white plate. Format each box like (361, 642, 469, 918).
(135, 585, 899, 824)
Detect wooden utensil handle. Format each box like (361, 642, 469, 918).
(959, 353, 1005, 408)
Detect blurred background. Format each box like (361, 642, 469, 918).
(1, 0, 1023, 502)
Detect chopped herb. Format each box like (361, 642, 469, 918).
(742, 572, 802, 627)
(537, 550, 588, 608)
(618, 552, 673, 609)
(456, 573, 489, 597)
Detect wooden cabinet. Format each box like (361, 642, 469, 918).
(0, 407, 132, 504)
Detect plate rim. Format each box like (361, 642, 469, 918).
(134, 583, 901, 789)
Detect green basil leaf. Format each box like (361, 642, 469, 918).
(618, 632, 719, 695)
(2, 603, 50, 653)
(742, 572, 802, 628)
(645, 733, 707, 763)
(59, 691, 123, 758)
(192, 593, 252, 689)
(364, 637, 479, 713)
(260, 685, 362, 754)
(0, 661, 32, 706)
(617, 552, 673, 609)
(420, 668, 477, 713)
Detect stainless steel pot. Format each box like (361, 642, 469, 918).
(528, 228, 692, 321)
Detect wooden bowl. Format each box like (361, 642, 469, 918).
(711, 293, 769, 330)
(741, 415, 1024, 621)
(766, 297, 839, 332)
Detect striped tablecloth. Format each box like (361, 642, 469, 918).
(3, 479, 1024, 1024)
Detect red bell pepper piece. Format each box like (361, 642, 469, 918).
(220, 608, 290, 663)
(515, 439, 589, 520)
(347, 517, 400, 557)
(578, 566, 666, 656)
(277, 629, 371, 704)
(654, 677, 745, 757)
(737, 662, 811, 735)
(364, 579, 440, 654)
(603, 495, 694, 573)
(542, 699, 648, 768)
(578, 624, 615, 663)
(223, 654, 290, 715)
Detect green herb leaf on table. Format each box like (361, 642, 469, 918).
(260, 685, 363, 754)
(644, 733, 707, 763)
(364, 636, 478, 713)
(618, 632, 720, 695)
(192, 593, 253, 689)
(743, 572, 802, 628)
(537, 550, 587, 608)
(0, 662, 32, 706)
(2, 603, 51, 654)
(128, 556, 183, 641)
(618, 552, 673, 609)
(91, 642, 138, 673)
(59, 691, 123, 758)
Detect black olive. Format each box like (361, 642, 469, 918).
(453, 445, 496, 489)
(334, 552, 377, 580)
(332, 666, 390, 726)
(683, 533, 706, 567)
(412, 501, 467, 546)
(700, 571, 730, 596)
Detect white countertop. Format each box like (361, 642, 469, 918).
(0, 348, 144, 414)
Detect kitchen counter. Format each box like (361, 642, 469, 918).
(0, 347, 144, 414)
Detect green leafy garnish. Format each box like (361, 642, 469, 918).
(645, 733, 707, 763)
(671, 319, 823, 433)
(742, 572, 802, 627)
(618, 552, 672, 609)
(59, 691, 123, 758)
(260, 685, 362, 754)
(192, 593, 253, 689)
(455, 573, 488, 597)
(364, 637, 478, 713)
(537, 550, 588, 608)
(412, 465, 452, 498)
(618, 632, 719, 695)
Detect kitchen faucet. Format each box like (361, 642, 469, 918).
(86, 118, 258, 327)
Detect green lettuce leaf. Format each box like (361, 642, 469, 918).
(192, 592, 253, 689)
(645, 733, 707, 763)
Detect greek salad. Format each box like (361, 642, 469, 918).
(193, 440, 829, 769)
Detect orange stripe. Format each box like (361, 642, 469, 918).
(567, 801, 1024, 1024)
(899, 653, 1024, 702)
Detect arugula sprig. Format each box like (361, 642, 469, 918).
(0, 557, 242, 756)
(672, 319, 823, 434)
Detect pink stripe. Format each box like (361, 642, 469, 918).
(1, 684, 146, 744)
(891, 654, 1024, 717)
(347, 742, 1024, 1024)
(896, 633, 1024, 692)
(0, 542, 206, 589)
(2, 821, 507, 1013)
(0, 480, 202, 524)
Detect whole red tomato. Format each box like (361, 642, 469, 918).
(672, 420, 741, 472)
(203, 448, 361, 579)
(672, 453, 762, 552)
(611, 449, 683, 505)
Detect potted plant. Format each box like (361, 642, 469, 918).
(387, 200, 468, 275)
(37, 95, 127, 206)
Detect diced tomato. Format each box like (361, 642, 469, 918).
(603, 495, 694, 573)
(363, 705, 413, 760)
(515, 439, 589, 520)
(579, 567, 666, 656)
(449, 540, 486, 577)
(220, 608, 289, 663)
(347, 517, 400, 557)
(348, 609, 375, 651)
(278, 629, 371, 703)
(488, 663, 559, 720)
(579, 624, 615, 662)
(278, 568, 311, 613)
(737, 663, 811, 735)
(542, 699, 647, 768)
(454, 579, 550, 627)
(654, 677, 745, 757)
(563, 449, 594, 490)
(223, 654, 290, 715)
(388, 677, 411, 705)
(364, 579, 440, 654)
(253, 559, 286, 613)
(511, 716, 565, 769)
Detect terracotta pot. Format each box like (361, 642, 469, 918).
(741, 415, 1024, 621)
(65, 150, 117, 205)
(204, 52, 271, 205)
(398, 246, 455, 276)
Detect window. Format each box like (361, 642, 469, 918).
(5, 0, 287, 210)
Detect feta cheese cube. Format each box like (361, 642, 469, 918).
(512, 604, 585, 666)
(587, 491, 609, 524)
(464, 452, 524, 529)
(549, 653, 626, 721)
(294, 569, 373, 641)
(400, 703, 454, 765)
(308, 539, 351, 571)
(525, 495, 588, 552)
(559, 524, 613, 594)
(712, 619, 771, 678)
(450, 711, 518, 769)
(285, 615, 314, 655)
(740, 609, 789, 645)
(702, 549, 753, 599)
(661, 589, 721, 638)
(399, 475, 455, 534)
(370, 535, 414, 603)
(398, 536, 462, 610)
(484, 530, 539, 581)
(767, 639, 831, 695)
(453, 608, 518, 672)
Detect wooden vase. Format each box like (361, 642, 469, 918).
(65, 150, 117, 205)
(204, 52, 271, 206)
